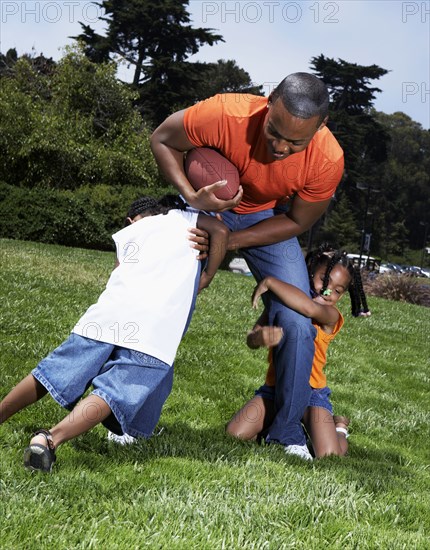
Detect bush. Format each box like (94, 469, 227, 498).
(0, 48, 162, 190)
(363, 273, 430, 307)
(0, 182, 109, 249)
(0, 182, 180, 250)
(73, 183, 177, 236)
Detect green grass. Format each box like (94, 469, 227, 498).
(1, 238, 429, 549)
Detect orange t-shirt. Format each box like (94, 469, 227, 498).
(265, 311, 344, 389)
(183, 94, 344, 214)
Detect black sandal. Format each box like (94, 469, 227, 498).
(23, 429, 57, 473)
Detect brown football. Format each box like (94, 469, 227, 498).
(185, 148, 240, 200)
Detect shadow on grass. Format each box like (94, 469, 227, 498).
(19, 420, 414, 492)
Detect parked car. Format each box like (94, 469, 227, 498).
(379, 262, 403, 275)
(346, 254, 380, 272)
(402, 265, 430, 278)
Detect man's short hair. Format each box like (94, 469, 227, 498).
(271, 73, 329, 125)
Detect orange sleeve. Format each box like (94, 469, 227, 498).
(298, 156, 344, 202)
(183, 96, 225, 149)
(297, 128, 344, 202)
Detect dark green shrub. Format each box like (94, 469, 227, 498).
(0, 48, 161, 190)
(0, 182, 177, 250)
(364, 273, 430, 307)
(73, 183, 175, 236)
(0, 182, 110, 249)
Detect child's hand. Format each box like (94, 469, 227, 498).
(188, 227, 209, 260)
(252, 278, 271, 308)
(247, 326, 284, 349)
(198, 271, 213, 293)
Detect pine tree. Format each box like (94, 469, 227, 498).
(319, 193, 360, 251)
(73, 0, 224, 125)
(310, 54, 390, 184)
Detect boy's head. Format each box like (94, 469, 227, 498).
(125, 195, 186, 226)
(125, 197, 160, 225)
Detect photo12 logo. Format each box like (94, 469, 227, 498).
(201, 2, 340, 24)
(402, 82, 429, 103)
(401, 2, 430, 22)
(1, 1, 103, 24)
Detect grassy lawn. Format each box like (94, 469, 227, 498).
(1, 239, 429, 549)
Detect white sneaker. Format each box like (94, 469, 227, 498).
(107, 431, 137, 445)
(284, 444, 313, 461)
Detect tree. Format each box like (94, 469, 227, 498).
(191, 59, 263, 100)
(0, 46, 159, 189)
(319, 193, 360, 251)
(0, 48, 56, 79)
(311, 54, 388, 113)
(74, 0, 224, 125)
(375, 112, 430, 253)
(138, 58, 264, 122)
(75, 0, 223, 86)
(308, 55, 392, 257)
(310, 55, 390, 185)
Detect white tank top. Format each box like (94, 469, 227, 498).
(73, 209, 199, 365)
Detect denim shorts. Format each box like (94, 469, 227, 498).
(308, 386, 333, 414)
(255, 384, 333, 414)
(32, 333, 172, 438)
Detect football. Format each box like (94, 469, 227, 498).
(184, 147, 240, 200)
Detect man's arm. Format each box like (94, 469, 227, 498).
(151, 109, 331, 249)
(150, 110, 242, 212)
(196, 214, 229, 292)
(227, 196, 331, 250)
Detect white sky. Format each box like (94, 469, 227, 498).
(1, 0, 429, 128)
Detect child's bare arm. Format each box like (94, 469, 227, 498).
(247, 325, 284, 349)
(196, 214, 229, 292)
(252, 276, 339, 326)
(246, 307, 283, 348)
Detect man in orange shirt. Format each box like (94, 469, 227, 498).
(150, 73, 344, 457)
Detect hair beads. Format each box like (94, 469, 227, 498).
(306, 243, 370, 317)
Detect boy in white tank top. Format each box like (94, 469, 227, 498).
(0, 195, 228, 472)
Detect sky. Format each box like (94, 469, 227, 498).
(1, 0, 429, 128)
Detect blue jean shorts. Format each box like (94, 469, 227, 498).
(32, 333, 172, 438)
(308, 386, 333, 414)
(255, 384, 333, 414)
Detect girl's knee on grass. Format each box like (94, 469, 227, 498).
(303, 406, 348, 458)
(226, 396, 274, 441)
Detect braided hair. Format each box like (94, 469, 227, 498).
(125, 194, 186, 226)
(305, 243, 370, 317)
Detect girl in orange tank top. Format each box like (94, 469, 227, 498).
(227, 243, 370, 459)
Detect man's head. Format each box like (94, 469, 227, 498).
(264, 73, 329, 161)
(271, 73, 329, 123)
